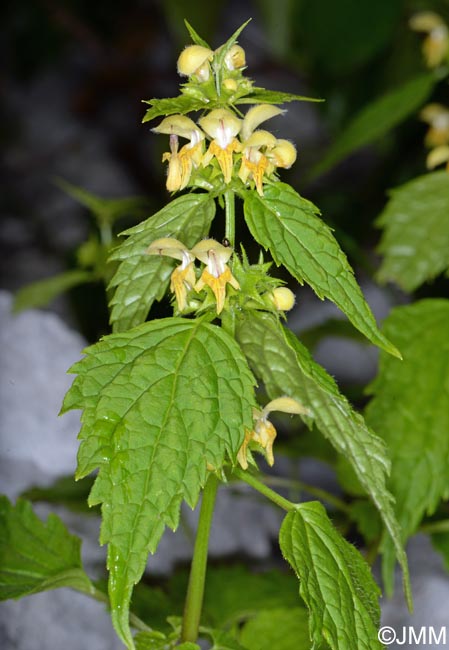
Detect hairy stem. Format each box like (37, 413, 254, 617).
(224, 189, 236, 247)
(181, 473, 219, 643)
(232, 467, 295, 512)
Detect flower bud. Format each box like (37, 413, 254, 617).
(223, 78, 238, 91)
(177, 45, 214, 78)
(271, 139, 297, 168)
(269, 287, 296, 311)
(224, 45, 246, 70)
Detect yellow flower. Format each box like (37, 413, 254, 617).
(426, 145, 449, 170)
(191, 239, 240, 314)
(410, 12, 449, 67)
(177, 45, 214, 81)
(146, 237, 195, 311)
(238, 105, 295, 195)
(153, 116, 205, 192)
(199, 109, 242, 183)
(238, 130, 277, 195)
(237, 397, 310, 469)
(420, 104, 449, 147)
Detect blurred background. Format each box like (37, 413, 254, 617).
(3, 0, 448, 343)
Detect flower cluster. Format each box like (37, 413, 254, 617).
(153, 105, 296, 195)
(146, 237, 239, 313)
(420, 103, 449, 171)
(152, 41, 296, 195)
(237, 397, 309, 469)
(410, 12, 449, 68)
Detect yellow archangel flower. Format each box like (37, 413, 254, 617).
(237, 397, 310, 469)
(238, 105, 296, 195)
(146, 238, 195, 311)
(191, 239, 240, 314)
(420, 104, 449, 148)
(153, 115, 205, 192)
(177, 45, 214, 81)
(199, 109, 242, 183)
(410, 12, 449, 68)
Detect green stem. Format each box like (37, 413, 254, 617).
(224, 189, 235, 247)
(181, 474, 219, 643)
(231, 467, 295, 512)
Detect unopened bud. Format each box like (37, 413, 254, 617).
(269, 287, 295, 311)
(223, 78, 238, 91)
(225, 45, 246, 70)
(177, 45, 214, 78)
(271, 140, 297, 168)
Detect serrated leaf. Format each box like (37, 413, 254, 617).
(235, 310, 410, 604)
(203, 627, 248, 650)
(240, 607, 312, 650)
(376, 171, 449, 291)
(142, 96, 210, 123)
(243, 183, 399, 356)
(365, 299, 449, 589)
(0, 496, 93, 600)
(279, 503, 382, 650)
(134, 630, 200, 650)
(312, 74, 435, 177)
(108, 193, 215, 332)
(13, 270, 92, 313)
(236, 88, 323, 105)
(62, 317, 255, 648)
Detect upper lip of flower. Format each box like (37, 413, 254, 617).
(199, 109, 242, 147)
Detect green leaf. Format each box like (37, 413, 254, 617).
(202, 565, 300, 627)
(236, 88, 323, 105)
(365, 299, 449, 588)
(279, 503, 382, 650)
(0, 496, 93, 600)
(235, 310, 410, 604)
(376, 171, 449, 291)
(240, 607, 312, 650)
(243, 183, 399, 356)
(298, 0, 403, 75)
(312, 74, 435, 177)
(134, 630, 200, 650)
(109, 193, 215, 332)
(62, 317, 255, 648)
(142, 95, 210, 123)
(13, 270, 92, 313)
(203, 627, 248, 650)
